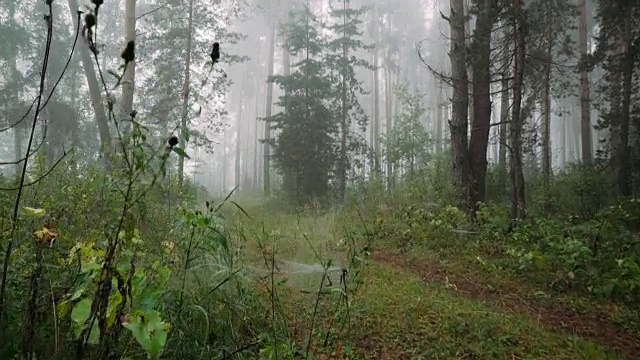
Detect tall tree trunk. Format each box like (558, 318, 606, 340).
(499, 74, 509, 182)
(435, 79, 444, 152)
(499, 27, 510, 186)
(385, 64, 393, 187)
(67, 0, 112, 170)
(560, 111, 567, 166)
(578, 0, 592, 164)
(338, 0, 350, 204)
(178, 0, 194, 187)
(235, 95, 244, 190)
(264, 23, 276, 195)
(449, 0, 470, 204)
(617, 15, 634, 197)
(464, 0, 473, 129)
(281, 0, 292, 194)
(468, 0, 493, 214)
(222, 132, 228, 193)
(541, 31, 553, 203)
(372, 1, 381, 175)
(8, 1, 23, 177)
(384, 17, 394, 189)
(118, 0, 137, 155)
(509, 0, 526, 219)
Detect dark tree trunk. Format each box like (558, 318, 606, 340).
(468, 0, 494, 214)
(578, 0, 593, 164)
(449, 0, 470, 205)
(509, 0, 526, 219)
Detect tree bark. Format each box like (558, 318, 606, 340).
(541, 30, 553, 202)
(617, 15, 634, 197)
(449, 0, 470, 205)
(264, 23, 276, 195)
(178, 0, 194, 187)
(118, 0, 137, 157)
(337, 0, 350, 204)
(468, 0, 493, 214)
(222, 132, 228, 193)
(578, 0, 592, 164)
(67, 0, 112, 170)
(436, 79, 443, 153)
(509, 0, 526, 219)
(499, 26, 510, 186)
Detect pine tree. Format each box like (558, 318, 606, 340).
(268, 6, 336, 205)
(325, 0, 372, 204)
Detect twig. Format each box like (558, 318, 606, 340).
(0, 1, 55, 331)
(0, 149, 71, 191)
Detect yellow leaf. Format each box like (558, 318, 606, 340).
(23, 207, 45, 217)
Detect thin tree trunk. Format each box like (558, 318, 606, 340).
(560, 111, 566, 166)
(178, 0, 194, 187)
(436, 79, 443, 152)
(67, 0, 112, 170)
(281, 0, 292, 194)
(578, 0, 592, 164)
(449, 0, 470, 204)
(499, 75, 509, 182)
(385, 64, 393, 186)
(541, 31, 553, 203)
(509, 0, 526, 219)
(372, 1, 380, 175)
(338, 0, 350, 204)
(499, 26, 510, 186)
(617, 15, 634, 197)
(222, 132, 228, 193)
(235, 95, 243, 190)
(264, 23, 276, 195)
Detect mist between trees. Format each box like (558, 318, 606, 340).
(0, 0, 639, 359)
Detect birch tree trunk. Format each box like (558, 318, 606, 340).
(118, 0, 137, 157)
(264, 23, 276, 195)
(67, 0, 112, 170)
(578, 0, 592, 164)
(178, 0, 194, 187)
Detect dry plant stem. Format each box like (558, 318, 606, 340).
(270, 248, 278, 360)
(306, 268, 329, 359)
(0, 4, 54, 330)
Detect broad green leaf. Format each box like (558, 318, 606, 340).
(88, 321, 100, 344)
(123, 310, 170, 358)
(71, 298, 92, 325)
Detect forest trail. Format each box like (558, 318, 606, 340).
(368, 251, 640, 360)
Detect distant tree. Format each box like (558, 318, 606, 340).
(383, 84, 432, 180)
(325, 0, 372, 204)
(268, 6, 337, 204)
(592, 0, 640, 196)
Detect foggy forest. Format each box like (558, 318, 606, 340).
(1, 0, 639, 358)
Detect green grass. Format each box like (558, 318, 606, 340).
(224, 203, 631, 360)
(348, 262, 617, 360)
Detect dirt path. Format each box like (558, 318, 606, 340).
(373, 251, 640, 360)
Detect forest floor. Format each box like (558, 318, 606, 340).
(345, 250, 640, 360)
(234, 204, 640, 359)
